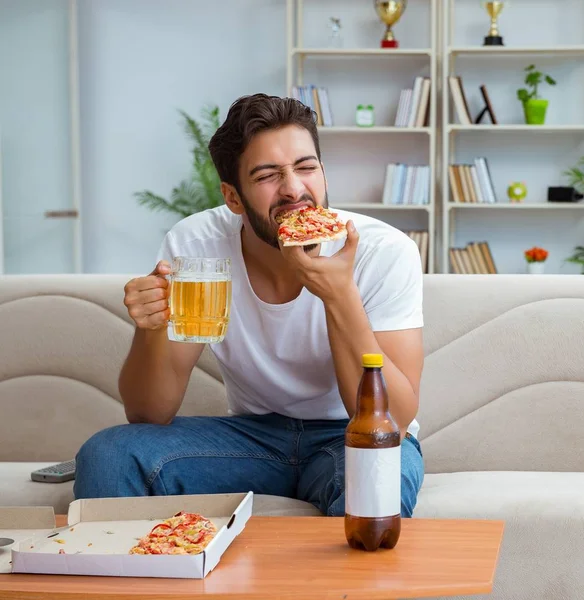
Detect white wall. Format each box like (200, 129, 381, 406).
(77, 0, 287, 274)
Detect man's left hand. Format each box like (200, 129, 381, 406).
(279, 220, 359, 303)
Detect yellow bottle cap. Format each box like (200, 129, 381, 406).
(362, 353, 383, 368)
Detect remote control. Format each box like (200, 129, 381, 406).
(30, 460, 76, 483)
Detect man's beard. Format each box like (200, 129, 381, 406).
(240, 191, 329, 253)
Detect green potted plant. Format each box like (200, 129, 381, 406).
(516, 65, 556, 125)
(565, 246, 584, 274)
(563, 156, 584, 195)
(134, 106, 223, 219)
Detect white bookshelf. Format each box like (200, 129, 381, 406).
(286, 0, 438, 273)
(441, 0, 584, 274)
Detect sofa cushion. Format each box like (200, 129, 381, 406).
(0, 463, 75, 515)
(415, 471, 584, 600)
(415, 471, 584, 518)
(0, 463, 321, 517)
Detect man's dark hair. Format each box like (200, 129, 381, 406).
(208, 93, 321, 193)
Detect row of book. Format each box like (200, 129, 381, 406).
(448, 158, 497, 204)
(291, 85, 334, 126)
(405, 230, 430, 274)
(395, 77, 431, 128)
(450, 242, 497, 274)
(382, 163, 431, 205)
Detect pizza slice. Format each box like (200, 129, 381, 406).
(129, 511, 217, 555)
(276, 205, 347, 247)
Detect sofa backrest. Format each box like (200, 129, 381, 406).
(418, 274, 584, 474)
(0, 275, 227, 463)
(1, 274, 583, 474)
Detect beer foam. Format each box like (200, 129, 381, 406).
(173, 272, 231, 282)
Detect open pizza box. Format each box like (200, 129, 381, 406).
(0, 506, 57, 575)
(5, 492, 253, 579)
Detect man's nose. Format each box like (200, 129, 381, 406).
(279, 170, 306, 199)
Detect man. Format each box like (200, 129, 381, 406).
(74, 93, 425, 517)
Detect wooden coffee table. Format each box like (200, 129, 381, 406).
(0, 515, 504, 600)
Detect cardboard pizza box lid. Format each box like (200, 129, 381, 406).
(10, 492, 253, 579)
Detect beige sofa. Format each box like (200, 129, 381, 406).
(1, 273, 584, 599)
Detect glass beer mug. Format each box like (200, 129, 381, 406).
(167, 257, 232, 343)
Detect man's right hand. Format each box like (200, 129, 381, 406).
(123, 261, 172, 330)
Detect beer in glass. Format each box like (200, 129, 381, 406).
(167, 257, 231, 343)
(345, 353, 401, 551)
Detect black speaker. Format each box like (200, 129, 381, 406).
(547, 186, 584, 203)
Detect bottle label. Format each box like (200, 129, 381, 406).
(345, 445, 401, 518)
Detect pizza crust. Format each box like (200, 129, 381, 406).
(280, 228, 348, 246)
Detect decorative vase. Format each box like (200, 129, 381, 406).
(523, 99, 548, 125)
(527, 261, 545, 274)
(507, 182, 527, 203)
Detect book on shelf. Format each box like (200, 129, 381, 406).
(291, 85, 334, 126)
(448, 76, 472, 125)
(449, 77, 498, 125)
(477, 85, 498, 125)
(394, 76, 431, 128)
(382, 163, 430, 205)
(405, 230, 429, 274)
(448, 158, 497, 203)
(449, 242, 497, 274)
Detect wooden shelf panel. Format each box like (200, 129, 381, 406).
(448, 125, 584, 133)
(447, 202, 584, 210)
(318, 126, 431, 134)
(336, 204, 431, 211)
(449, 45, 584, 56)
(292, 48, 432, 57)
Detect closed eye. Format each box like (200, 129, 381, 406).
(256, 173, 278, 182)
(256, 165, 317, 182)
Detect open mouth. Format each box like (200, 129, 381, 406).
(273, 201, 314, 221)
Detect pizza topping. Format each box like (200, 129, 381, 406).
(276, 206, 346, 245)
(129, 511, 217, 556)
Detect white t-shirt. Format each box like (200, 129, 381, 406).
(157, 205, 423, 438)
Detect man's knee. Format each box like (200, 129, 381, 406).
(73, 423, 148, 499)
(400, 436, 424, 517)
(401, 476, 418, 517)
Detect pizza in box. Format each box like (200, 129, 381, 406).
(129, 511, 217, 555)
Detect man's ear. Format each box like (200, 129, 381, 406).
(222, 182, 245, 215)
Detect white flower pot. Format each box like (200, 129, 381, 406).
(527, 262, 545, 274)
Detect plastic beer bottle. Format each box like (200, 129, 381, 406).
(345, 353, 401, 551)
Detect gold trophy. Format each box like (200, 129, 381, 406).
(482, 1, 505, 46)
(374, 1, 407, 49)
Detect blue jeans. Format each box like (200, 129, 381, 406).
(74, 414, 424, 517)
